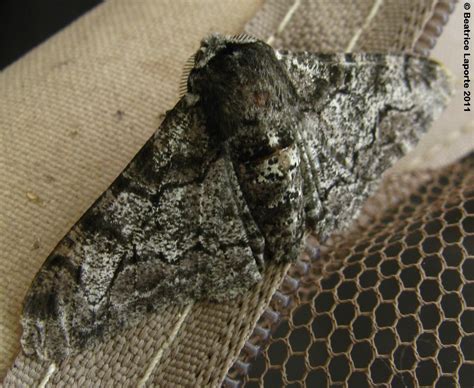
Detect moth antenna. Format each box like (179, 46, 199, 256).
(179, 33, 256, 97)
(179, 53, 196, 97)
(227, 33, 258, 44)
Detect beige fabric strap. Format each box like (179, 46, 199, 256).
(246, 0, 437, 52)
(1, 0, 471, 386)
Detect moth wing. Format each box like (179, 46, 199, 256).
(21, 97, 264, 361)
(277, 51, 452, 239)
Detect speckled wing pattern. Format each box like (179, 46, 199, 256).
(21, 35, 452, 361)
(278, 51, 452, 240)
(21, 97, 264, 361)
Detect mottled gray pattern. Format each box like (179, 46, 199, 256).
(21, 35, 452, 361)
(279, 51, 452, 239)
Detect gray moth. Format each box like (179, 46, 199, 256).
(21, 34, 452, 361)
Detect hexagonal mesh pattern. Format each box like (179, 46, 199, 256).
(226, 152, 474, 387)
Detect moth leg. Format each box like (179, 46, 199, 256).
(294, 127, 324, 230)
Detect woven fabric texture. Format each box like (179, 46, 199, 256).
(246, 0, 437, 52)
(1, 0, 472, 386)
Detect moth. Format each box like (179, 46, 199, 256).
(21, 34, 452, 361)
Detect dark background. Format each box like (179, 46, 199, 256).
(0, 0, 102, 70)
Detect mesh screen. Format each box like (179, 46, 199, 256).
(226, 152, 474, 387)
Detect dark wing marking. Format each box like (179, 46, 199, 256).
(21, 97, 264, 361)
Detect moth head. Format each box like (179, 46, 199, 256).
(187, 34, 299, 161)
(192, 34, 258, 69)
(179, 34, 257, 97)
